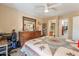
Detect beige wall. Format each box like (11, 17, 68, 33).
(44, 12, 79, 39)
(56, 12, 79, 39)
(59, 13, 79, 39)
(0, 5, 41, 33)
(0, 4, 79, 40)
(67, 17, 73, 39)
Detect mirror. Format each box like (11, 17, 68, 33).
(23, 16, 36, 31)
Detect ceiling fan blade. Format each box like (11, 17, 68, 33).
(48, 3, 62, 9)
(45, 4, 48, 10)
(44, 4, 49, 12)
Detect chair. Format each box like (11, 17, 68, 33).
(0, 44, 8, 56)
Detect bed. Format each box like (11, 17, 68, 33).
(21, 36, 79, 56)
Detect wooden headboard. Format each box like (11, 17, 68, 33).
(19, 31, 41, 46)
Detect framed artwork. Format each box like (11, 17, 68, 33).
(23, 16, 36, 31)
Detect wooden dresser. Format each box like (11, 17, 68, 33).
(19, 31, 41, 46)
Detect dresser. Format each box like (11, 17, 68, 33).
(19, 31, 41, 46)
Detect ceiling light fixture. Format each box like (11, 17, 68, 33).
(45, 9, 49, 13)
(44, 4, 49, 13)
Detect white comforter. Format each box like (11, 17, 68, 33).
(21, 36, 79, 56)
(21, 38, 52, 56)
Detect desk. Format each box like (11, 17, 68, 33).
(0, 38, 8, 56)
(0, 33, 11, 45)
(0, 39, 7, 46)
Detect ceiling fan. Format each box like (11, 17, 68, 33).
(44, 3, 62, 13)
(36, 3, 62, 13)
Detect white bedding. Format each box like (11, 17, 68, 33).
(21, 36, 79, 56)
(24, 38, 52, 56)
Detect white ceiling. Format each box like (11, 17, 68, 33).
(1, 3, 79, 18)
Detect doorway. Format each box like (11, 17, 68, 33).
(59, 19, 68, 38)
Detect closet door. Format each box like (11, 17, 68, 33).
(73, 16, 79, 40)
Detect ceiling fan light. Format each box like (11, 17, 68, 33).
(45, 9, 49, 13)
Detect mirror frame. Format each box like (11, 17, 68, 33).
(23, 16, 36, 31)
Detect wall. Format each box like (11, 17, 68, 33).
(59, 12, 79, 39)
(0, 5, 41, 33)
(68, 17, 73, 39)
(43, 12, 79, 39)
(1, 4, 79, 40)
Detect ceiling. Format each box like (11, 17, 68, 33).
(1, 3, 79, 18)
